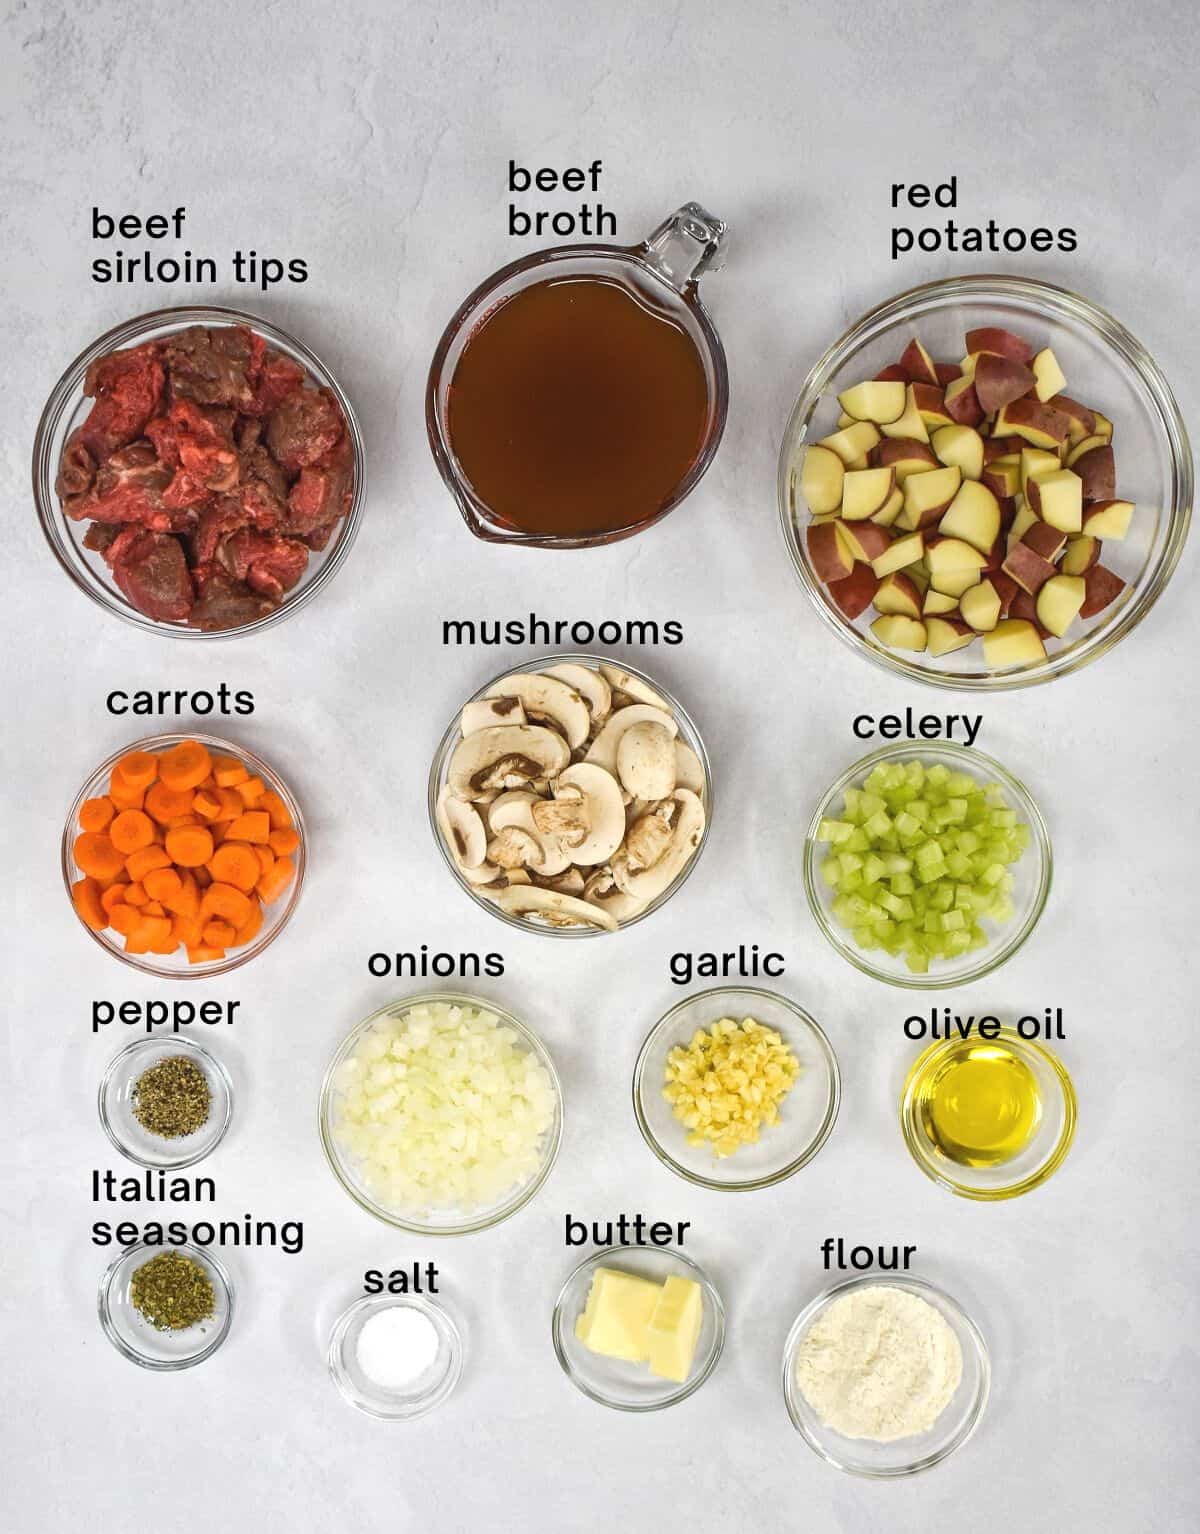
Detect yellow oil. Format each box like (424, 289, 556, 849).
(912, 1041, 1042, 1168)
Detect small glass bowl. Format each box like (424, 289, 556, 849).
(900, 1027, 1077, 1200)
(98, 1241, 233, 1370)
(98, 1037, 233, 1169)
(782, 1274, 989, 1477)
(779, 274, 1192, 690)
(62, 731, 306, 979)
(552, 1245, 725, 1412)
(328, 1294, 464, 1421)
(428, 653, 712, 938)
(633, 987, 840, 1191)
(319, 992, 563, 1236)
(33, 304, 365, 640)
(804, 741, 1051, 989)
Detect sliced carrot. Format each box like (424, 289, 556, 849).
(110, 903, 140, 937)
(73, 832, 126, 882)
(209, 842, 260, 893)
(202, 918, 238, 947)
(233, 896, 263, 947)
(268, 827, 300, 856)
(163, 871, 200, 918)
(235, 776, 265, 805)
(253, 844, 275, 877)
(116, 751, 159, 790)
(79, 796, 116, 833)
(200, 881, 253, 928)
(225, 811, 270, 845)
(131, 914, 173, 950)
(215, 787, 245, 819)
(145, 781, 195, 823)
(159, 740, 213, 792)
(193, 789, 223, 821)
(124, 881, 149, 907)
(101, 882, 131, 914)
(149, 926, 179, 955)
(256, 855, 295, 904)
(143, 867, 182, 903)
(194, 866, 213, 889)
(165, 825, 214, 868)
(258, 789, 292, 830)
(125, 844, 171, 882)
(72, 876, 107, 931)
(171, 913, 204, 948)
(186, 943, 227, 963)
(109, 809, 155, 855)
(142, 900, 167, 918)
(108, 769, 145, 812)
(212, 755, 249, 788)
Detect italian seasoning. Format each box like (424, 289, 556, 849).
(133, 1056, 211, 1139)
(130, 1251, 216, 1332)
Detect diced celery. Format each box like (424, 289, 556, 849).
(817, 817, 854, 844)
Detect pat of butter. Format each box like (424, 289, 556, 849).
(646, 1274, 703, 1383)
(575, 1268, 662, 1363)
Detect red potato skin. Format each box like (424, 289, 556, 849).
(935, 362, 961, 386)
(983, 435, 1025, 463)
(872, 438, 939, 472)
(974, 354, 1037, 415)
(944, 378, 984, 427)
(1080, 564, 1126, 618)
(829, 562, 879, 619)
(875, 571, 923, 620)
(1009, 588, 1052, 638)
(1002, 540, 1057, 595)
(898, 339, 939, 387)
(1050, 395, 1097, 438)
(807, 522, 853, 582)
(965, 327, 1036, 365)
(1022, 522, 1067, 562)
(991, 570, 1020, 618)
(837, 520, 891, 563)
(874, 364, 908, 382)
(1072, 444, 1116, 503)
(997, 398, 1071, 444)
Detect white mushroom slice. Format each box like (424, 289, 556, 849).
(461, 695, 527, 735)
(485, 673, 590, 750)
(462, 861, 503, 886)
(488, 790, 572, 877)
(599, 664, 671, 711)
(487, 825, 544, 871)
(531, 790, 589, 848)
(611, 789, 706, 902)
(584, 705, 678, 776)
(616, 720, 677, 800)
(491, 885, 618, 932)
(541, 663, 612, 724)
(555, 763, 627, 866)
(436, 789, 488, 869)
(448, 725, 570, 801)
(501, 868, 532, 887)
(583, 868, 648, 923)
(673, 741, 706, 795)
(535, 867, 586, 895)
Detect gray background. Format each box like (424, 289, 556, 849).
(2, 2, 1197, 1530)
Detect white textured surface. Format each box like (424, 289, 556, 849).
(2, 3, 1198, 1531)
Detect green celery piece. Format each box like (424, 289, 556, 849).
(915, 839, 945, 869)
(844, 828, 870, 853)
(930, 883, 955, 912)
(941, 908, 966, 932)
(906, 948, 930, 973)
(863, 854, 887, 884)
(817, 817, 854, 844)
(863, 810, 892, 839)
(890, 873, 915, 896)
(820, 857, 841, 889)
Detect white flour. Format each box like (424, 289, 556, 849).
(794, 1285, 963, 1442)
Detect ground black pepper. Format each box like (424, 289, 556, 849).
(132, 1055, 211, 1138)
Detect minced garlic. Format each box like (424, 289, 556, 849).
(662, 1015, 800, 1158)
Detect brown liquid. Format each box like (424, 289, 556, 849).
(446, 274, 712, 538)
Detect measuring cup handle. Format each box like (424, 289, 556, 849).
(641, 203, 728, 290)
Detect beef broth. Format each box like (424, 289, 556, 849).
(446, 275, 711, 538)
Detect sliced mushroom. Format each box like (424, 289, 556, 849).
(555, 763, 627, 866)
(674, 741, 706, 795)
(488, 789, 572, 877)
(461, 695, 527, 735)
(535, 866, 586, 895)
(583, 867, 648, 923)
(542, 663, 612, 725)
(599, 663, 671, 711)
(485, 673, 590, 750)
(487, 825, 544, 871)
(448, 724, 570, 801)
(531, 788, 589, 847)
(612, 789, 706, 902)
(489, 885, 618, 932)
(436, 789, 488, 869)
(616, 720, 677, 800)
(584, 704, 678, 776)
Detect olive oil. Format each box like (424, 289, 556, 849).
(911, 1040, 1042, 1168)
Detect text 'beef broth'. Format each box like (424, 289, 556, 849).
(446, 275, 712, 538)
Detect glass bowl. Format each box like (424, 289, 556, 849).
(98, 1241, 233, 1370)
(782, 1274, 989, 1477)
(900, 1027, 1077, 1200)
(552, 1245, 725, 1411)
(779, 274, 1192, 689)
(428, 653, 712, 938)
(328, 1294, 464, 1420)
(98, 1036, 233, 1169)
(319, 992, 563, 1236)
(804, 741, 1051, 989)
(62, 731, 306, 979)
(633, 986, 840, 1190)
(33, 304, 365, 639)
